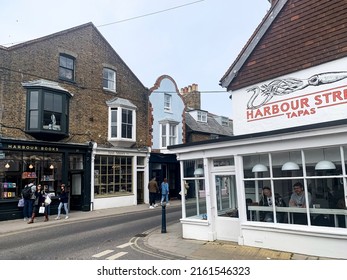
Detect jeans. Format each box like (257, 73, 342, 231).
(23, 199, 33, 218)
(57, 202, 69, 217)
(45, 204, 51, 216)
(161, 193, 169, 204)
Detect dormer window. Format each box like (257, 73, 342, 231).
(221, 117, 229, 126)
(197, 111, 207, 122)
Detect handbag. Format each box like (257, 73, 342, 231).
(18, 198, 25, 207)
(39, 206, 45, 214)
(45, 196, 52, 205)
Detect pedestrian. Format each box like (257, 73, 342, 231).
(55, 184, 69, 220)
(160, 178, 170, 205)
(148, 177, 159, 209)
(22, 179, 36, 221)
(28, 184, 47, 224)
(43, 185, 52, 222)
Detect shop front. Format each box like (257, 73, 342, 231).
(0, 138, 92, 221)
(90, 145, 150, 210)
(171, 122, 347, 259)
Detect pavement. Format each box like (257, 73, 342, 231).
(0, 199, 336, 260)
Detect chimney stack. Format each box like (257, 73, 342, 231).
(180, 83, 200, 110)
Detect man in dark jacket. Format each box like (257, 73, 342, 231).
(148, 177, 159, 209)
(259, 186, 286, 222)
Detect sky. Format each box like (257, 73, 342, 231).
(0, 0, 270, 118)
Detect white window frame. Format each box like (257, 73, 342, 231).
(160, 121, 178, 148)
(103, 68, 116, 92)
(108, 107, 136, 142)
(197, 111, 207, 122)
(164, 94, 172, 111)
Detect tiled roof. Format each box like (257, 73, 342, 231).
(185, 112, 233, 136)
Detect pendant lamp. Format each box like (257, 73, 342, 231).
(194, 168, 204, 176)
(281, 161, 300, 171)
(315, 149, 336, 170)
(252, 163, 268, 172)
(315, 160, 336, 170)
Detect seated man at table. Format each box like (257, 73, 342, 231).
(259, 186, 286, 222)
(289, 182, 312, 224)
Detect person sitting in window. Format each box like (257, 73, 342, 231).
(259, 186, 286, 222)
(289, 182, 312, 224)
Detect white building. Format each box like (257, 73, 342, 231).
(169, 0, 347, 259)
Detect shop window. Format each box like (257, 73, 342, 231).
(23, 82, 71, 139)
(69, 155, 84, 170)
(182, 159, 207, 220)
(103, 68, 116, 92)
(243, 147, 347, 229)
(94, 155, 133, 197)
(59, 54, 75, 82)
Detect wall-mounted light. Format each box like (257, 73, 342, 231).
(49, 164, 54, 169)
(5, 163, 10, 169)
(29, 164, 34, 169)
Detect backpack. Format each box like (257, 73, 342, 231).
(22, 185, 32, 199)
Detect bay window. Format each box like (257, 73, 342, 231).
(243, 146, 347, 228)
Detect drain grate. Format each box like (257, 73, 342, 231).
(134, 233, 148, 237)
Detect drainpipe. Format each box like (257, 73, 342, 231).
(90, 141, 97, 211)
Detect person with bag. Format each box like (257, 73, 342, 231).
(22, 180, 35, 222)
(55, 184, 69, 220)
(43, 185, 52, 222)
(28, 184, 48, 224)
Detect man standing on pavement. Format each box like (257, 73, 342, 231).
(148, 177, 159, 209)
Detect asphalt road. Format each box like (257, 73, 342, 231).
(0, 205, 183, 260)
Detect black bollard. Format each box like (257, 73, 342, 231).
(161, 202, 167, 233)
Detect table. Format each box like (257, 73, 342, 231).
(248, 206, 347, 227)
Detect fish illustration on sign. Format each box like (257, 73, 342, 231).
(246, 72, 347, 110)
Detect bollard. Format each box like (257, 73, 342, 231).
(161, 202, 167, 233)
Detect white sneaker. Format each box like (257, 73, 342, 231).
(154, 204, 158, 207)
(65, 216, 69, 219)
(149, 206, 154, 209)
(166, 203, 170, 206)
(55, 216, 60, 220)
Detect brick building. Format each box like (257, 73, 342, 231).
(0, 23, 150, 220)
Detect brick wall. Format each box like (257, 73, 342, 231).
(0, 23, 149, 147)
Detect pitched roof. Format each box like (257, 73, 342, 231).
(185, 112, 233, 136)
(220, 0, 347, 91)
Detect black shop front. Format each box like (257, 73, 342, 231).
(0, 138, 93, 221)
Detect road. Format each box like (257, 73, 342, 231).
(0, 204, 184, 260)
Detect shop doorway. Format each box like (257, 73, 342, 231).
(69, 172, 83, 210)
(137, 171, 144, 204)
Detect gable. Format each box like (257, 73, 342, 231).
(221, 0, 347, 91)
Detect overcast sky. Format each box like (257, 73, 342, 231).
(1, 0, 270, 118)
